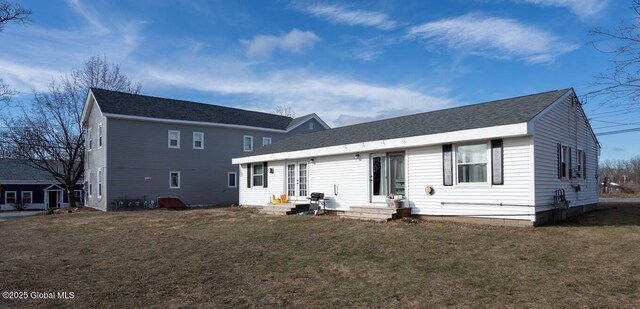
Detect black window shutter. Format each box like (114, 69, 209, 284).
(491, 139, 504, 185)
(557, 143, 562, 179)
(583, 151, 587, 180)
(263, 162, 268, 188)
(247, 163, 252, 188)
(569, 147, 573, 179)
(443, 144, 453, 186)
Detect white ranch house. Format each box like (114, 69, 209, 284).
(233, 88, 600, 226)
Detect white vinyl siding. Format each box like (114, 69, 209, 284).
(533, 94, 599, 209)
(244, 136, 253, 152)
(239, 161, 285, 206)
(407, 136, 535, 221)
(168, 130, 180, 148)
(193, 132, 204, 149)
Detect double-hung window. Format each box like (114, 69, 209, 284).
(244, 136, 253, 152)
(193, 132, 204, 149)
(98, 168, 103, 198)
(262, 137, 272, 146)
(88, 127, 93, 151)
(577, 149, 584, 179)
(456, 144, 487, 183)
(252, 164, 263, 187)
(561, 145, 569, 179)
(228, 172, 237, 188)
(170, 171, 180, 189)
(98, 124, 103, 148)
(88, 171, 93, 197)
(21, 191, 32, 204)
(5, 191, 16, 204)
(168, 130, 180, 148)
(74, 190, 83, 203)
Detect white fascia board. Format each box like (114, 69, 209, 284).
(80, 90, 96, 125)
(232, 122, 529, 164)
(103, 113, 289, 133)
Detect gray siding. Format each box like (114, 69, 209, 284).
(533, 93, 599, 210)
(285, 118, 325, 136)
(84, 97, 108, 210)
(102, 117, 323, 210)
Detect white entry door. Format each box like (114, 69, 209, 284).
(370, 153, 388, 203)
(286, 162, 308, 200)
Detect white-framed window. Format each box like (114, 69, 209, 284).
(74, 190, 82, 203)
(98, 124, 103, 148)
(561, 145, 569, 180)
(252, 164, 263, 187)
(309, 122, 314, 130)
(88, 127, 93, 151)
(5, 191, 16, 204)
(98, 168, 103, 198)
(168, 130, 180, 149)
(170, 171, 180, 189)
(21, 191, 32, 204)
(88, 171, 93, 197)
(262, 137, 272, 146)
(456, 143, 488, 183)
(193, 132, 204, 149)
(577, 148, 584, 179)
(244, 135, 253, 152)
(228, 172, 237, 188)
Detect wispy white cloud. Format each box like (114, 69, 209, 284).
(518, 0, 608, 19)
(241, 28, 320, 58)
(407, 13, 578, 64)
(140, 59, 456, 126)
(0, 1, 144, 92)
(297, 3, 397, 30)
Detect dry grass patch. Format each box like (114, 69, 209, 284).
(1, 204, 639, 308)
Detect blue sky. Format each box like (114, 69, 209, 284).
(1, 0, 638, 161)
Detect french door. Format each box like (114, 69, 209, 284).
(286, 162, 308, 200)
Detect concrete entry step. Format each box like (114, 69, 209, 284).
(338, 206, 412, 221)
(260, 203, 310, 216)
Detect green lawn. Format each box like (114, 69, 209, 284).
(1, 203, 639, 308)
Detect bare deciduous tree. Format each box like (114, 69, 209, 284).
(2, 55, 141, 208)
(273, 105, 296, 118)
(0, 1, 32, 104)
(587, 0, 640, 106)
(0, 0, 31, 30)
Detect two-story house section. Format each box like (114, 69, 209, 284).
(81, 88, 329, 211)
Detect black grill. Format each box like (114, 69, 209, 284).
(308, 192, 326, 214)
(310, 192, 324, 200)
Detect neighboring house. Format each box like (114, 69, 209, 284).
(0, 159, 84, 210)
(233, 88, 600, 226)
(81, 88, 328, 211)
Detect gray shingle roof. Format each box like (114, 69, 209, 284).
(0, 159, 57, 182)
(90, 88, 295, 130)
(287, 113, 318, 129)
(245, 88, 571, 157)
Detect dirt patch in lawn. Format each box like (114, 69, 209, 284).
(1, 203, 639, 308)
